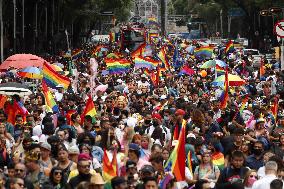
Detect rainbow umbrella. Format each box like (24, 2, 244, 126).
(17, 66, 42, 79)
(212, 74, 246, 86)
(200, 59, 227, 69)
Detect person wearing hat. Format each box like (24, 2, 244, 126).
(40, 142, 53, 169)
(111, 176, 127, 189)
(55, 84, 64, 102)
(128, 143, 150, 171)
(68, 145, 80, 163)
(89, 173, 105, 189)
(172, 109, 186, 139)
(125, 160, 137, 183)
(144, 113, 171, 145)
(136, 165, 156, 189)
(67, 153, 93, 188)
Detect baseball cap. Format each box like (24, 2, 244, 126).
(68, 146, 80, 155)
(40, 142, 51, 151)
(175, 109, 186, 116)
(140, 165, 155, 173)
(126, 160, 137, 169)
(152, 113, 162, 121)
(128, 143, 140, 151)
(78, 153, 91, 161)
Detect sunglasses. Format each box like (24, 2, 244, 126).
(54, 171, 62, 175)
(79, 164, 91, 169)
(16, 182, 24, 188)
(250, 175, 257, 178)
(15, 169, 24, 173)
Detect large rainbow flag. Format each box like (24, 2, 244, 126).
(42, 80, 59, 113)
(134, 56, 160, 69)
(42, 62, 70, 89)
(158, 46, 170, 70)
(164, 120, 186, 181)
(194, 46, 213, 59)
(225, 40, 234, 54)
(105, 58, 131, 74)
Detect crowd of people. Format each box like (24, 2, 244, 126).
(0, 28, 283, 189)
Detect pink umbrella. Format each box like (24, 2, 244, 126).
(0, 54, 46, 70)
(94, 84, 108, 94)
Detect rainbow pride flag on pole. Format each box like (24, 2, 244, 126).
(42, 80, 59, 113)
(194, 46, 213, 59)
(81, 95, 97, 123)
(134, 56, 160, 69)
(225, 40, 234, 54)
(103, 149, 118, 181)
(212, 152, 225, 170)
(220, 68, 229, 109)
(105, 58, 131, 74)
(164, 120, 186, 181)
(42, 62, 70, 89)
(158, 46, 170, 70)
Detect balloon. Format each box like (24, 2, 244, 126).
(200, 70, 207, 77)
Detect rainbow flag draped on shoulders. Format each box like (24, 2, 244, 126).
(225, 40, 234, 54)
(105, 58, 131, 74)
(42, 62, 70, 89)
(134, 56, 160, 70)
(164, 120, 186, 181)
(42, 80, 59, 113)
(194, 46, 213, 59)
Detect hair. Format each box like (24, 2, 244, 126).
(265, 161, 278, 173)
(77, 132, 95, 146)
(49, 167, 66, 186)
(9, 177, 23, 185)
(243, 169, 257, 187)
(151, 143, 162, 153)
(149, 153, 164, 164)
(143, 176, 158, 186)
(194, 179, 209, 189)
(269, 156, 283, 171)
(270, 179, 283, 189)
(231, 150, 245, 160)
(132, 134, 142, 143)
(71, 113, 79, 123)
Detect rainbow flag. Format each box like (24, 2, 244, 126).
(72, 49, 83, 60)
(225, 40, 234, 54)
(240, 95, 249, 115)
(164, 120, 186, 181)
(187, 150, 193, 175)
(159, 174, 174, 189)
(134, 56, 160, 69)
(81, 95, 96, 124)
(105, 58, 131, 74)
(42, 62, 70, 89)
(158, 46, 170, 70)
(178, 66, 195, 76)
(102, 150, 117, 181)
(212, 152, 225, 170)
(42, 80, 59, 113)
(131, 43, 146, 58)
(194, 46, 213, 59)
(220, 68, 229, 109)
(66, 109, 77, 125)
(216, 65, 225, 76)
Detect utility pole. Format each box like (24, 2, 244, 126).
(220, 9, 223, 38)
(22, 0, 25, 52)
(0, 0, 3, 62)
(13, 0, 16, 53)
(161, 0, 166, 35)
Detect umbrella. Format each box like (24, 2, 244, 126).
(212, 74, 246, 86)
(200, 59, 227, 69)
(17, 67, 42, 79)
(94, 84, 108, 94)
(0, 54, 46, 70)
(0, 82, 32, 96)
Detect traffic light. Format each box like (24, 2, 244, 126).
(260, 10, 270, 16)
(269, 7, 282, 14)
